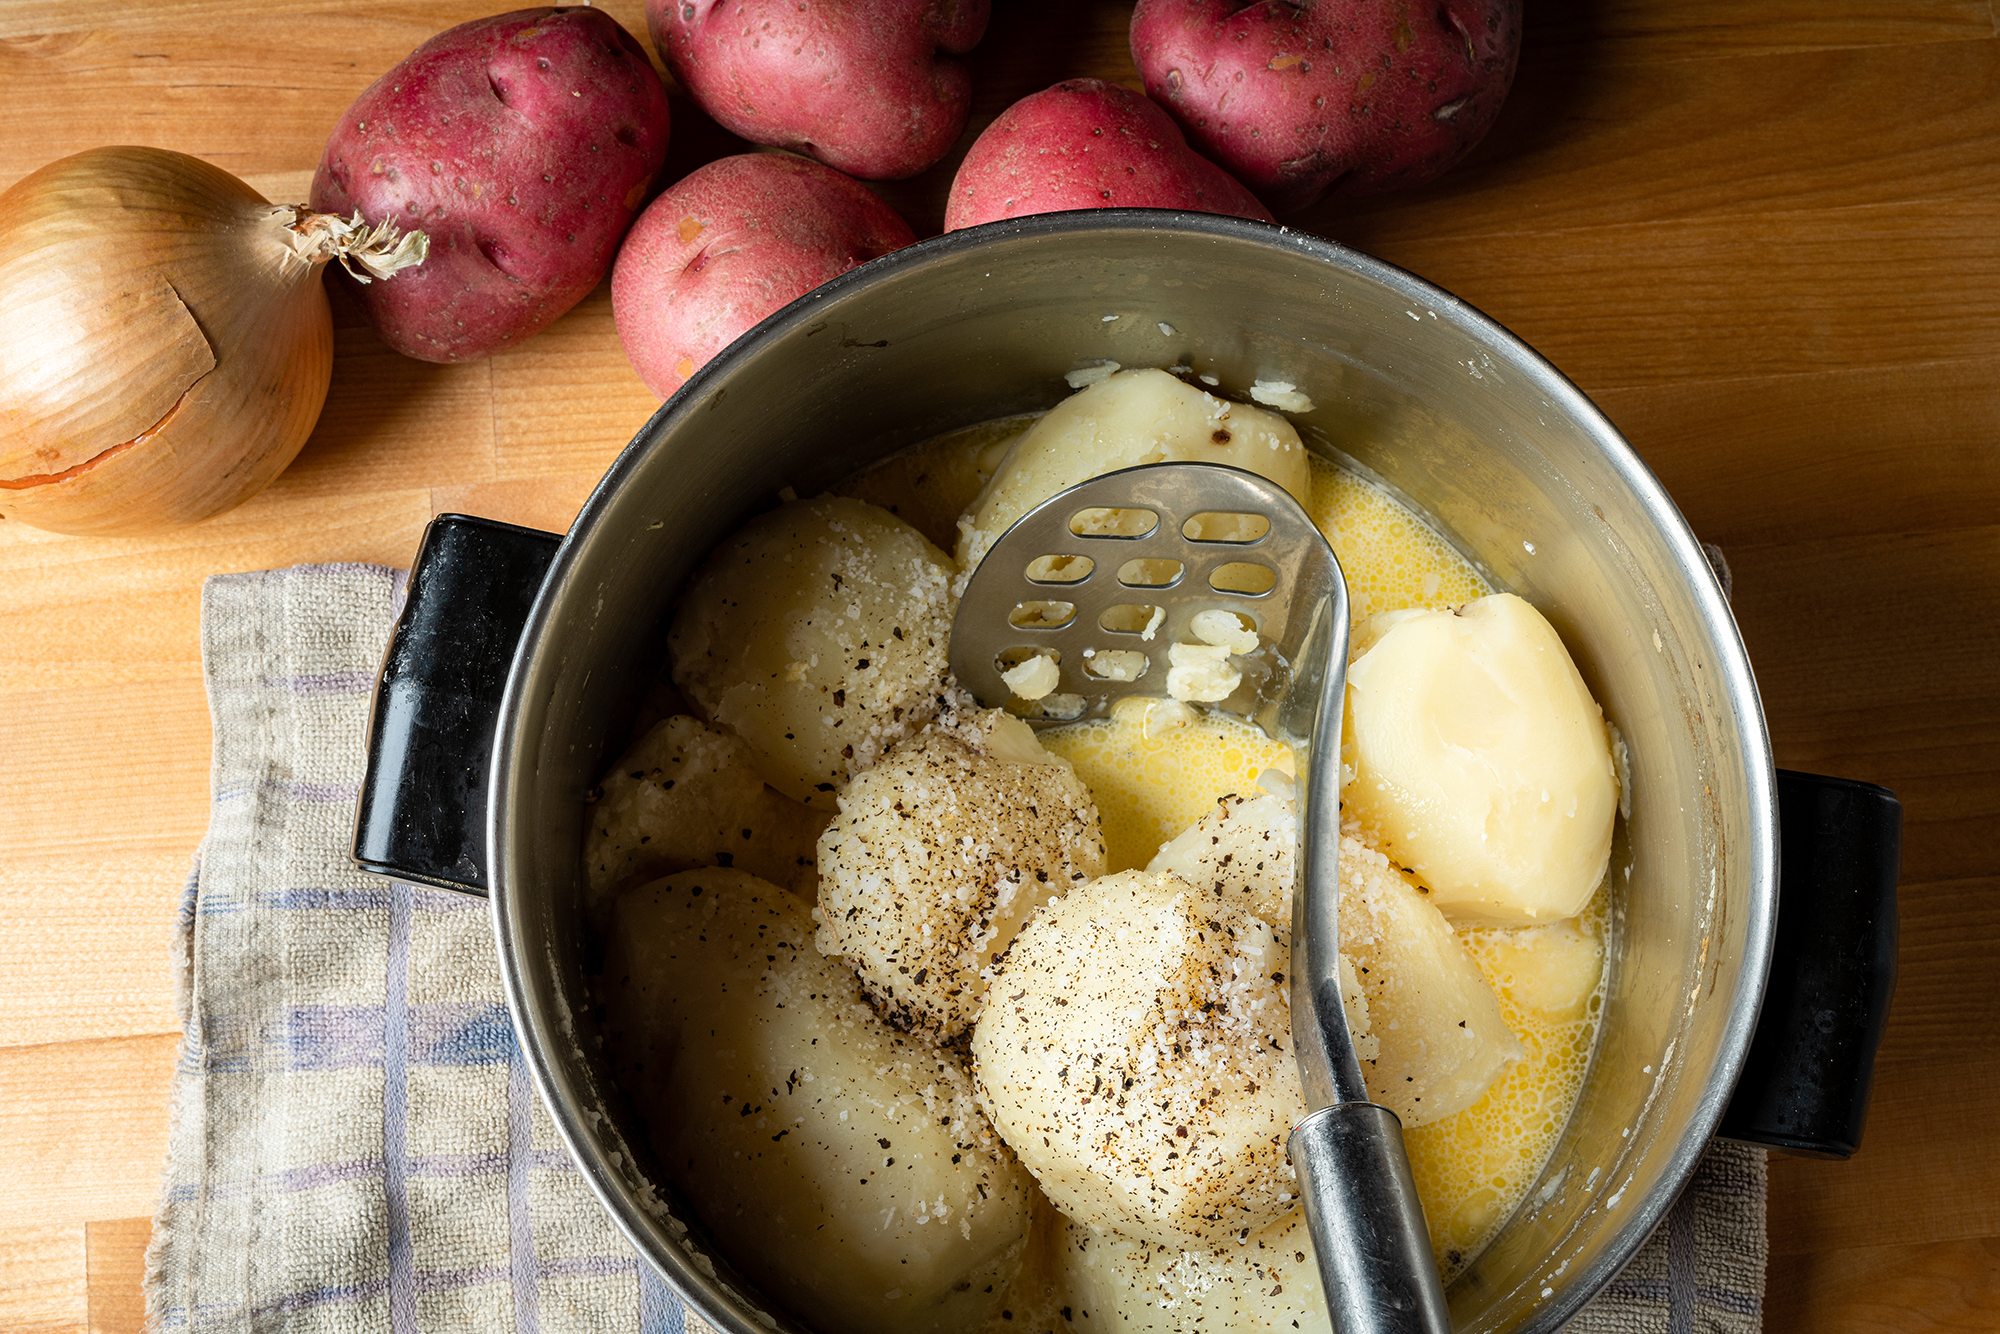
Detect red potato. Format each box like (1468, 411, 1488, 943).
(649, 0, 990, 181)
(1130, 0, 1521, 213)
(943, 79, 1275, 231)
(311, 7, 670, 363)
(611, 153, 916, 399)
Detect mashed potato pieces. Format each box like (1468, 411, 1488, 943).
(669, 495, 955, 808)
(970, 870, 1306, 1250)
(815, 707, 1106, 1040)
(601, 868, 1034, 1334)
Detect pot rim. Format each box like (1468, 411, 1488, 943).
(489, 208, 1778, 1334)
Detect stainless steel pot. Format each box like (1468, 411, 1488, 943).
(353, 211, 1899, 1333)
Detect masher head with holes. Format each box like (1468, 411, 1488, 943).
(949, 462, 1348, 733)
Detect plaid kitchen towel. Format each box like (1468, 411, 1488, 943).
(145, 561, 1766, 1333)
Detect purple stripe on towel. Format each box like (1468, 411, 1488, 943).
(268, 1158, 383, 1193)
(261, 886, 395, 911)
(508, 1050, 542, 1334)
(1697, 1285, 1762, 1316)
(262, 777, 364, 803)
(411, 1151, 508, 1177)
(416, 1264, 511, 1293)
(280, 1005, 384, 1071)
(409, 1003, 517, 1068)
(541, 1254, 638, 1282)
(384, 881, 418, 1334)
(251, 1277, 390, 1318)
(202, 1157, 390, 1202)
(530, 1148, 579, 1174)
(262, 669, 377, 696)
(638, 1258, 686, 1334)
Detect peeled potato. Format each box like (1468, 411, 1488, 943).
(955, 368, 1311, 573)
(1056, 1207, 1331, 1333)
(816, 707, 1105, 1039)
(583, 714, 825, 925)
(1344, 593, 1619, 923)
(970, 870, 1305, 1249)
(1147, 789, 1298, 925)
(1148, 792, 1517, 1124)
(668, 495, 955, 807)
(1466, 916, 1604, 1021)
(600, 868, 1034, 1334)
(1339, 835, 1525, 1125)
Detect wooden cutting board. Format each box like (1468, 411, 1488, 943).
(2, 2, 1995, 1330)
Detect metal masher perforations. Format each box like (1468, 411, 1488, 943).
(951, 463, 1334, 724)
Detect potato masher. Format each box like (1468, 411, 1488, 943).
(949, 460, 1453, 1334)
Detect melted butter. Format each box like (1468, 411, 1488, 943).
(1304, 454, 1490, 623)
(1038, 702, 1292, 875)
(1033, 453, 1609, 1291)
(1408, 895, 1609, 1275)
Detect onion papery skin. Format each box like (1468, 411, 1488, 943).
(0, 146, 333, 536)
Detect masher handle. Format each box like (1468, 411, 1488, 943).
(1290, 1102, 1454, 1334)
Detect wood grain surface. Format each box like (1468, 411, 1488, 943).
(1, 1, 1995, 1330)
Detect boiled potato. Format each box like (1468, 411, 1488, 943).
(600, 868, 1034, 1334)
(1149, 792, 1519, 1124)
(1339, 835, 1525, 1125)
(1344, 593, 1620, 923)
(583, 714, 824, 926)
(1056, 1207, 1330, 1333)
(816, 707, 1106, 1040)
(1147, 789, 1297, 925)
(970, 870, 1305, 1249)
(956, 368, 1311, 573)
(668, 495, 955, 808)
(1464, 917, 1604, 1021)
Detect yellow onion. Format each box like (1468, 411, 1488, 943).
(0, 146, 425, 536)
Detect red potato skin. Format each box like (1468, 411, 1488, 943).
(943, 79, 1276, 231)
(1130, 0, 1521, 213)
(611, 153, 917, 399)
(649, 0, 990, 181)
(311, 7, 670, 363)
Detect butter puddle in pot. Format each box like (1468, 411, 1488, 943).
(592, 368, 1621, 1334)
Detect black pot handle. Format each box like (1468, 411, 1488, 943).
(352, 514, 561, 896)
(1718, 770, 1901, 1158)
